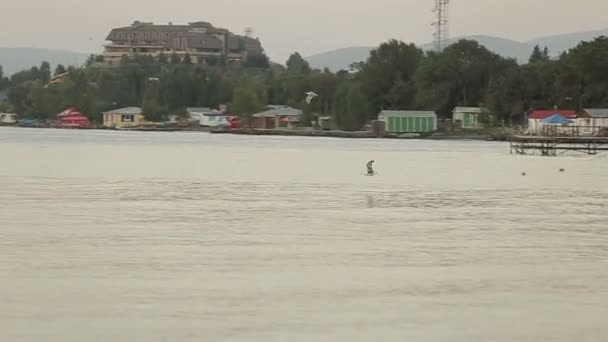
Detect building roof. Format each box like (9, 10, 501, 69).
(543, 114, 573, 125)
(57, 107, 87, 117)
(378, 110, 437, 118)
(187, 107, 213, 113)
(106, 25, 189, 41)
(187, 107, 227, 115)
(529, 109, 576, 120)
(103, 107, 142, 115)
(253, 106, 303, 118)
(453, 107, 482, 114)
(106, 21, 230, 41)
(267, 105, 288, 110)
(584, 108, 608, 118)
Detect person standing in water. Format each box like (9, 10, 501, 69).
(367, 160, 375, 176)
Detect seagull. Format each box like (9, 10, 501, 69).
(305, 91, 318, 105)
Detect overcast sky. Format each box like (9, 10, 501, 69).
(1, 0, 606, 62)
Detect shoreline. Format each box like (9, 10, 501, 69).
(209, 127, 508, 141)
(2, 125, 510, 141)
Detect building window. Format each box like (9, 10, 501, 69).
(122, 115, 134, 122)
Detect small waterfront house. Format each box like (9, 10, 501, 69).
(580, 109, 608, 134)
(527, 110, 577, 134)
(452, 107, 483, 129)
(187, 107, 231, 127)
(378, 110, 437, 133)
(103, 107, 145, 128)
(57, 107, 91, 128)
(0, 113, 17, 125)
(253, 106, 302, 129)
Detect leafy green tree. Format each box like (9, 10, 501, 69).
(206, 56, 224, 67)
(170, 53, 181, 64)
(529, 45, 544, 64)
(245, 54, 270, 69)
(0, 65, 9, 91)
(54, 64, 67, 76)
(334, 81, 371, 130)
(359, 40, 423, 110)
(10, 66, 41, 86)
(308, 69, 339, 114)
(142, 98, 164, 122)
(286, 52, 311, 75)
(415, 40, 515, 117)
(565, 36, 608, 107)
(529, 45, 551, 64)
(231, 86, 262, 127)
(542, 46, 550, 60)
(0, 101, 9, 113)
(39, 61, 51, 84)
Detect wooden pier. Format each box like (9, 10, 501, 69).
(509, 135, 608, 156)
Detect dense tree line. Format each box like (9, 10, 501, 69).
(2, 36, 608, 129)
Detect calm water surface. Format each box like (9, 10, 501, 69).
(1, 127, 607, 342)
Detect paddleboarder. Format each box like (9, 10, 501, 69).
(367, 160, 375, 176)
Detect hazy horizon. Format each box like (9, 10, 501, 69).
(2, 0, 607, 62)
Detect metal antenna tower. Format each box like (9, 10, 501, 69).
(432, 0, 450, 51)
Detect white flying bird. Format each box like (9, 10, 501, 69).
(305, 91, 318, 105)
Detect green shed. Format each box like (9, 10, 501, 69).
(378, 110, 437, 133)
(452, 107, 483, 129)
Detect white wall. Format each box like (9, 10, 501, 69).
(203, 115, 229, 127)
(189, 112, 229, 127)
(528, 119, 541, 133)
(593, 118, 608, 132)
(575, 118, 593, 135)
(529, 117, 608, 135)
(0, 113, 17, 124)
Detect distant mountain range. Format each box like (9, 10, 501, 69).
(305, 28, 608, 71)
(0, 48, 89, 76)
(2, 28, 608, 76)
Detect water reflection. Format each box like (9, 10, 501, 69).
(366, 195, 375, 208)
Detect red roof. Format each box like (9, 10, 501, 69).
(529, 110, 576, 120)
(57, 107, 80, 117)
(57, 107, 91, 128)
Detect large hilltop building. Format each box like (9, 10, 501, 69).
(103, 21, 265, 65)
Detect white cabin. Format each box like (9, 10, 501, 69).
(0, 113, 17, 125)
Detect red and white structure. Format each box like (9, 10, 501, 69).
(57, 107, 91, 129)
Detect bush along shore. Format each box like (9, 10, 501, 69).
(209, 127, 512, 141)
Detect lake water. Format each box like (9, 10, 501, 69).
(1, 127, 608, 342)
